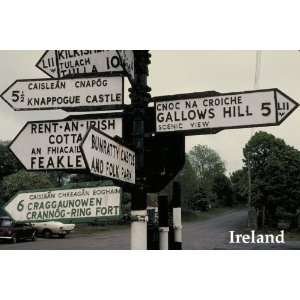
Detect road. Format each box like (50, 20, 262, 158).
(1, 208, 299, 250)
(183, 209, 247, 250)
(0, 226, 130, 250)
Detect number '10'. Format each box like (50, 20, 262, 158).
(106, 56, 120, 70)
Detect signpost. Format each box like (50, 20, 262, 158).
(3, 50, 300, 250)
(154, 89, 299, 134)
(117, 50, 135, 85)
(4, 185, 121, 223)
(123, 106, 186, 192)
(9, 114, 123, 171)
(122, 93, 222, 193)
(36, 50, 123, 79)
(125, 51, 151, 249)
(0, 76, 124, 111)
(81, 127, 135, 184)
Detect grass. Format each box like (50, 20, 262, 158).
(284, 230, 300, 241)
(182, 206, 245, 222)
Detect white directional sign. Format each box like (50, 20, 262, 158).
(0, 76, 124, 111)
(117, 50, 135, 85)
(36, 50, 123, 78)
(154, 89, 299, 134)
(81, 128, 135, 184)
(4, 185, 121, 223)
(9, 114, 123, 171)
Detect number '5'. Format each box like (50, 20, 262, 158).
(261, 102, 271, 116)
(11, 90, 20, 102)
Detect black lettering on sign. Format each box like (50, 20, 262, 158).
(31, 148, 41, 155)
(106, 56, 120, 70)
(261, 102, 271, 116)
(31, 122, 59, 134)
(223, 105, 253, 118)
(91, 158, 104, 174)
(106, 162, 119, 178)
(31, 155, 83, 169)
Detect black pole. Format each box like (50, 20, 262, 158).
(172, 181, 182, 249)
(158, 195, 169, 250)
(129, 51, 151, 250)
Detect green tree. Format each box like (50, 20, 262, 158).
(212, 174, 234, 207)
(189, 145, 226, 188)
(47, 171, 68, 187)
(0, 170, 54, 203)
(0, 143, 22, 181)
(68, 172, 103, 184)
(190, 186, 210, 210)
(175, 154, 199, 209)
(188, 145, 226, 208)
(230, 168, 248, 204)
(243, 131, 300, 226)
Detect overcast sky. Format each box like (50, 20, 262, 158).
(0, 50, 299, 174)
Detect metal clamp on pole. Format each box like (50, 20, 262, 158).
(131, 215, 149, 223)
(159, 227, 169, 232)
(131, 208, 148, 250)
(173, 225, 183, 230)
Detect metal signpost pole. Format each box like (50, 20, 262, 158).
(129, 51, 151, 250)
(158, 195, 169, 250)
(172, 181, 182, 249)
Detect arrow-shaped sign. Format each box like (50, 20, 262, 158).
(9, 114, 123, 171)
(3, 185, 121, 223)
(36, 50, 123, 78)
(117, 50, 135, 86)
(0, 76, 124, 111)
(81, 127, 135, 184)
(154, 89, 299, 135)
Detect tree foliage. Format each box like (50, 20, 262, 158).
(0, 143, 22, 181)
(230, 168, 248, 204)
(188, 145, 226, 208)
(212, 174, 234, 207)
(243, 131, 300, 225)
(68, 172, 103, 183)
(175, 154, 199, 209)
(0, 170, 54, 203)
(189, 145, 225, 187)
(189, 186, 213, 211)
